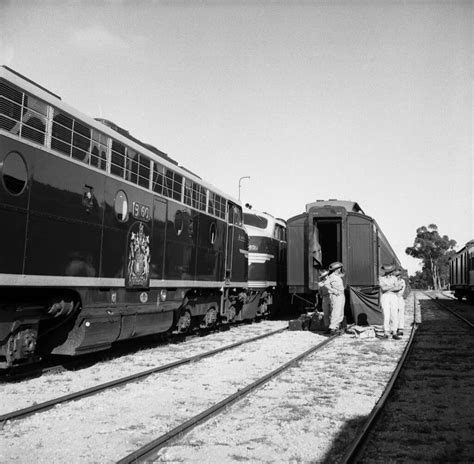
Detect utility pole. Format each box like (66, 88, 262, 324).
(238, 176, 250, 201)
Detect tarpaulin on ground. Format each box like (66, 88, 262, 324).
(349, 286, 382, 326)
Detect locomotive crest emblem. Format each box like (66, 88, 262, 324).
(126, 222, 151, 289)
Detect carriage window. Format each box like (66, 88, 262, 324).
(1, 151, 28, 195)
(114, 190, 128, 222)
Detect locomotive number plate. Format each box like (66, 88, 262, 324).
(132, 202, 151, 221)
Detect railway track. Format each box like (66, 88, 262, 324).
(116, 334, 339, 463)
(0, 321, 249, 382)
(0, 294, 426, 463)
(0, 326, 287, 424)
(341, 291, 474, 463)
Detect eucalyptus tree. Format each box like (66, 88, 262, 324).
(405, 224, 456, 290)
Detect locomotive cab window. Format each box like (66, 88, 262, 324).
(229, 204, 243, 226)
(114, 190, 129, 222)
(1, 151, 28, 195)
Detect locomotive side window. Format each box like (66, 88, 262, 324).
(52, 110, 73, 155)
(138, 154, 150, 189)
(20, 95, 47, 145)
(90, 129, 107, 171)
(71, 120, 91, 163)
(127, 150, 150, 189)
(114, 190, 129, 222)
(0, 80, 23, 133)
(127, 149, 139, 184)
(207, 191, 226, 220)
(0, 82, 46, 145)
(111, 140, 126, 178)
(184, 179, 207, 212)
(1, 151, 28, 195)
(152, 162, 165, 195)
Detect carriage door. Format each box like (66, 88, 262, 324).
(346, 214, 376, 285)
(225, 202, 236, 283)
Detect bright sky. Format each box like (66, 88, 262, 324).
(1, 0, 472, 275)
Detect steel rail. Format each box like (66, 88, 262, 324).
(116, 334, 339, 464)
(0, 327, 287, 424)
(423, 291, 474, 328)
(339, 294, 419, 464)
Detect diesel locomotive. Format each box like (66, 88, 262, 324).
(243, 208, 287, 318)
(286, 200, 401, 325)
(449, 240, 474, 302)
(0, 66, 257, 368)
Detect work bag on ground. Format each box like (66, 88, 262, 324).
(289, 314, 312, 331)
(309, 312, 327, 331)
(352, 325, 376, 339)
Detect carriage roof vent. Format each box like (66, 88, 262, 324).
(305, 199, 365, 214)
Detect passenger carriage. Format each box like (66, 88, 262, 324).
(286, 200, 401, 325)
(449, 240, 474, 302)
(0, 66, 248, 367)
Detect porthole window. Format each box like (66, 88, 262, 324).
(209, 222, 217, 244)
(1, 151, 28, 195)
(114, 190, 129, 222)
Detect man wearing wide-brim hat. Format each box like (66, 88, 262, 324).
(379, 264, 403, 339)
(326, 261, 345, 335)
(318, 269, 330, 329)
(393, 269, 406, 337)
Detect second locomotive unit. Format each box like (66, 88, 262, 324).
(242, 207, 287, 319)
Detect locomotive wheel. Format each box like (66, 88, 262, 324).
(200, 307, 218, 329)
(225, 305, 237, 324)
(5, 327, 38, 367)
(175, 310, 192, 334)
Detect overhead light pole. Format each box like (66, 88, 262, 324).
(238, 176, 250, 201)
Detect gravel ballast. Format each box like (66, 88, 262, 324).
(1, 297, 415, 463)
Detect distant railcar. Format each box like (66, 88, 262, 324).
(449, 240, 474, 302)
(0, 66, 248, 368)
(286, 200, 401, 324)
(242, 208, 287, 318)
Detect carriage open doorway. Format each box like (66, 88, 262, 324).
(312, 219, 342, 271)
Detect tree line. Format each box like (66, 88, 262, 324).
(405, 224, 457, 290)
